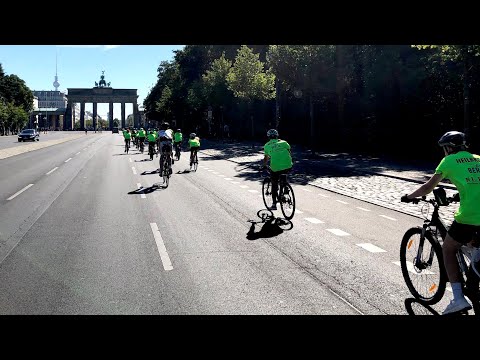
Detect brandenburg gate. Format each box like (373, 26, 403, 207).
(64, 71, 140, 130)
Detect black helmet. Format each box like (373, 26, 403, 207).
(267, 129, 279, 139)
(161, 122, 169, 130)
(438, 131, 466, 148)
(176, 129, 181, 132)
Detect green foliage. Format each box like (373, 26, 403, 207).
(0, 74, 33, 112)
(202, 53, 233, 106)
(226, 45, 275, 101)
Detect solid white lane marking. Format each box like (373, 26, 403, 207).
(75, 152, 81, 155)
(240, 185, 249, 189)
(150, 223, 173, 271)
(132, 167, 137, 175)
(224, 178, 232, 180)
(46, 167, 59, 175)
(302, 188, 312, 192)
(248, 190, 259, 193)
(380, 215, 397, 221)
(305, 217, 323, 224)
(392, 261, 435, 275)
(336, 200, 348, 204)
(356, 243, 387, 253)
(129, 158, 133, 163)
(318, 194, 329, 197)
(137, 183, 146, 199)
(231, 181, 240, 184)
(7, 184, 34, 201)
(356, 207, 371, 212)
(65, 157, 72, 163)
(326, 229, 350, 236)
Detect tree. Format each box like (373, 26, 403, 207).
(413, 45, 480, 139)
(126, 114, 134, 127)
(0, 74, 34, 113)
(113, 118, 120, 127)
(0, 63, 5, 79)
(226, 45, 275, 138)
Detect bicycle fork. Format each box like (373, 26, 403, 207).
(413, 226, 436, 272)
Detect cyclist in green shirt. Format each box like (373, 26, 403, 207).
(262, 129, 293, 210)
(402, 131, 480, 315)
(174, 129, 183, 156)
(188, 133, 200, 166)
(147, 130, 157, 160)
(123, 128, 131, 152)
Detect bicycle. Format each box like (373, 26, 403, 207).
(190, 149, 198, 172)
(124, 139, 130, 154)
(400, 187, 480, 315)
(160, 152, 172, 188)
(262, 167, 296, 220)
(148, 142, 156, 161)
(174, 142, 181, 161)
(139, 138, 145, 154)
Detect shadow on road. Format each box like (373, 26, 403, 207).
(141, 169, 160, 175)
(404, 298, 439, 316)
(127, 183, 167, 195)
(246, 209, 293, 240)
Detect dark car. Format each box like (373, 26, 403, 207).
(112, 127, 119, 133)
(18, 129, 39, 142)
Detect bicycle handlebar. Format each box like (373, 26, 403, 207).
(401, 193, 459, 206)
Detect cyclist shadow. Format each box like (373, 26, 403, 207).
(135, 158, 152, 162)
(246, 209, 293, 241)
(127, 184, 164, 195)
(141, 169, 160, 175)
(404, 298, 440, 316)
(176, 169, 192, 174)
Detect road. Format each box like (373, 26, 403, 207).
(0, 132, 455, 314)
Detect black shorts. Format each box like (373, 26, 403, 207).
(161, 143, 172, 153)
(190, 146, 199, 151)
(448, 221, 480, 244)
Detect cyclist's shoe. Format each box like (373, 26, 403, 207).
(172, 159, 174, 165)
(442, 297, 472, 315)
(269, 202, 277, 210)
(169, 168, 173, 175)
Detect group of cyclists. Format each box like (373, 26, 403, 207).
(121, 122, 201, 175)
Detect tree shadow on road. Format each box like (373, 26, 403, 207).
(246, 209, 293, 240)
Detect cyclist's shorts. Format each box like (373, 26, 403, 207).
(160, 142, 173, 153)
(190, 146, 200, 152)
(448, 221, 480, 245)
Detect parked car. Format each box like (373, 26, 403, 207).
(112, 127, 119, 133)
(18, 129, 39, 142)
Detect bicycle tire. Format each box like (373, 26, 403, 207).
(193, 160, 198, 172)
(400, 227, 446, 305)
(262, 178, 273, 209)
(280, 182, 296, 220)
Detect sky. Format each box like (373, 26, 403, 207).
(0, 45, 185, 119)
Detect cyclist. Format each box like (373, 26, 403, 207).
(158, 122, 174, 176)
(122, 127, 131, 152)
(188, 133, 200, 167)
(262, 129, 293, 210)
(147, 129, 157, 160)
(137, 127, 146, 152)
(401, 130, 480, 315)
(174, 128, 183, 158)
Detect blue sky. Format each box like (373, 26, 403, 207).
(0, 45, 185, 119)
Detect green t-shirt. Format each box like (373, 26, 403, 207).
(147, 133, 156, 142)
(124, 132, 131, 140)
(137, 130, 146, 138)
(174, 132, 183, 142)
(188, 138, 200, 148)
(435, 150, 480, 224)
(264, 139, 293, 172)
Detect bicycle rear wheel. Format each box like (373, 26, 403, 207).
(400, 227, 446, 304)
(279, 183, 295, 220)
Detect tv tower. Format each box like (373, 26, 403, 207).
(53, 51, 60, 91)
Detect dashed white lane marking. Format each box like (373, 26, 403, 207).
(248, 190, 259, 193)
(7, 184, 34, 201)
(75, 152, 81, 155)
(379, 215, 397, 221)
(356, 207, 371, 212)
(302, 188, 312, 192)
(326, 229, 350, 236)
(336, 200, 348, 204)
(137, 183, 146, 199)
(208, 170, 214, 172)
(129, 158, 133, 163)
(296, 210, 304, 214)
(64, 157, 72, 163)
(318, 194, 329, 197)
(217, 174, 225, 177)
(132, 167, 137, 175)
(305, 217, 324, 224)
(356, 243, 387, 253)
(231, 181, 240, 184)
(213, 171, 220, 174)
(150, 223, 173, 271)
(240, 185, 249, 189)
(46, 167, 58, 175)
(392, 261, 435, 275)
(224, 178, 232, 180)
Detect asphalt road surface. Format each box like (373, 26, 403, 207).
(0, 132, 456, 314)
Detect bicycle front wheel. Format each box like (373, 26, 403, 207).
(400, 227, 446, 304)
(262, 178, 274, 209)
(280, 183, 295, 220)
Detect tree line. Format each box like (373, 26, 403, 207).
(143, 45, 480, 162)
(0, 63, 34, 135)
